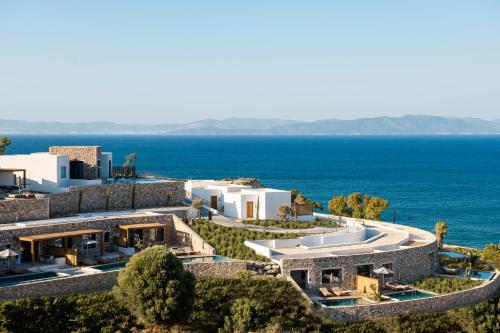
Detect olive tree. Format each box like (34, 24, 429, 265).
(277, 204, 291, 222)
(0, 137, 11, 155)
(191, 197, 204, 220)
(114, 246, 195, 327)
(435, 220, 448, 248)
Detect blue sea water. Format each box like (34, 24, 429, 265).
(7, 135, 500, 248)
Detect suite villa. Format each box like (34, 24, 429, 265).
(0, 147, 497, 320)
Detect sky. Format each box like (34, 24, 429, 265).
(1, 1, 499, 124)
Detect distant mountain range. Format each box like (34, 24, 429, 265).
(1, 115, 500, 135)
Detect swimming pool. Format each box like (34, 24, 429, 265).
(91, 261, 127, 272)
(316, 297, 370, 307)
(464, 270, 495, 281)
(387, 290, 435, 301)
(179, 255, 234, 264)
(0, 271, 62, 287)
(110, 178, 165, 184)
(439, 251, 469, 259)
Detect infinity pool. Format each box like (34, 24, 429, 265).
(92, 261, 127, 272)
(179, 255, 234, 264)
(465, 271, 495, 281)
(439, 251, 469, 259)
(387, 290, 435, 301)
(0, 271, 62, 287)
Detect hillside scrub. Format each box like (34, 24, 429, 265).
(414, 277, 482, 294)
(191, 220, 301, 261)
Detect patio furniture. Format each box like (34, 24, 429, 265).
(386, 282, 410, 291)
(442, 266, 460, 275)
(319, 287, 333, 298)
(331, 286, 351, 296)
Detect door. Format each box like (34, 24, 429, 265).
(246, 201, 254, 219)
(290, 270, 308, 288)
(210, 196, 218, 210)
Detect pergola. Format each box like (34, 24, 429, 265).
(19, 229, 104, 266)
(0, 168, 26, 188)
(118, 223, 168, 247)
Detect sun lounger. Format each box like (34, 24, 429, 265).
(442, 266, 460, 275)
(319, 287, 333, 297)
(331, 287, 351, 296)
(386, 282, 410, 291)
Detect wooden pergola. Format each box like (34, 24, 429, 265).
(118, 223, 168, 248)
(19, 229, 104, 266)
(0, 168, 26, 188)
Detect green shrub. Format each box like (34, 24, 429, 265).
(414, 277, 482, 294)
(114, 246, 195, 326)
(191, 221, 301, 261)
(243, 219, 339, 229)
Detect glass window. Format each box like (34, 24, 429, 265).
(322, 268, 342, 283)
(60, 166, 67, 179)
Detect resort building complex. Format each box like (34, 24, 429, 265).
(0, 146, 497, 320)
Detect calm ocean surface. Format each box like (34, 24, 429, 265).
(7, 135, 500, 248)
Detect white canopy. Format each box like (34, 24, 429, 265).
(0, 249, 19, 258)
(373, 266, 394, 275)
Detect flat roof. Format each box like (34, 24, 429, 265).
(119, 223, 167, 230)
(19, 229, 102, 241)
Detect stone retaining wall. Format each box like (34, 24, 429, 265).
(48, 181, 185, 217)
(0, 271, 119, 301)
(184, 260, 248, 279)
(172, 215, 216, 255)
(319, 269, 500, 321)
(0, 199, 49, 223)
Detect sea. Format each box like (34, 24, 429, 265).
(7, 135, 500, 248)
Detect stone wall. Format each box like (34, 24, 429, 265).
(184, 260, 248, 278)
(280, 240, 439, 290)
(48, 181, 185, 217)
(0, 198, 49, 223)
(319, 269, 500, 320)
(172, 215, 216, 255)
(49, 146, 101, 179)
(0, 271, 119, 301)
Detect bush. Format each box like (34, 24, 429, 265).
(114, 246, 195, 327)
(414, 277, 482, 294)
(191, 221, 301, 261)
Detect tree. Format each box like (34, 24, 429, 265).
(364, 197, 390, 220)
(481, 243, 500, 267)
(291, 188, 323, 210)
(191, 198, 203, 220)
(328, 195, 348, 216)
(435, 221, 448, 248)
(277, 204, 291, 222)
(114, 246, 195, 327)
(0, 137, 11, 155)
(221, 298, 265, 333)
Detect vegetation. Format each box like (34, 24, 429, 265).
(435, 220, 449, 248)
(414, 277, 482, 294)
(277, 204, 292, 221)
(0, 137, 10, 155)
(0, 278, 499, 333)
(114, 246, 195, 327)
(327, 192, 389, 220)
(191, 220, 300, 261)
(481, 243, 500, 268)
(243, 219, 338, 229)
(191, 198, 204, 219)
(291, 188, 323, 210)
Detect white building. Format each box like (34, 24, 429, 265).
(185, 180, 292, 220)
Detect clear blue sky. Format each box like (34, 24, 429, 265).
(1, 1, 499, 124)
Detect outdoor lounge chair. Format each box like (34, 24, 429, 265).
(319, 287, 333, 298)
(386, 282, 410, 291)
(331, 287, 351, 296)
(442, 266, 460, 275)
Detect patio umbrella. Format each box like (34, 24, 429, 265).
(0, 249, 20, 271)
(373, 266, 394, 286)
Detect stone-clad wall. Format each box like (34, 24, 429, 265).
(0, 271, 119, 301)
(0, 199, 49, 223)
(49, 146, 101, 179)
(48, 181, 185, 217)
(319, 269, 500, 320)
(172, 215, 216, 255)
(0, 261, 248, 300)
(280, 240, 439, 290)
(184, 261, 248, 278)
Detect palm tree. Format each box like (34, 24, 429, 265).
(191, 198, 204, 220)
(435, 220, 448, 248)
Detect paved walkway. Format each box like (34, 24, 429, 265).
(210, 214, 344, 234)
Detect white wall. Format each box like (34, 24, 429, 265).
(241, 189, 291, 220)
(0, 153, 70, 193)
(101, 152, 113, 179)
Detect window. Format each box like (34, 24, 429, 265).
(60, 166, 67, 179)
(155, 228, 165, 242)
(322, 268, 342, 283)
(108, 160, 112, 178)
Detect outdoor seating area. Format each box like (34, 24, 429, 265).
(169, 246, 200, 257)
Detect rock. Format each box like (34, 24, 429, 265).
(264, 265, 272, 271)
